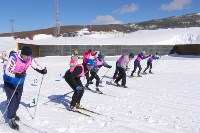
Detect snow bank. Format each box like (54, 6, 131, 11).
(33, 34, 53, 40)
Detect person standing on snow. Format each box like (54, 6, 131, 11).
(64, 59, 95, 110)
(83, 49, 97, 64)
(3, 46, 47, 130)
(112, 53, 127, 80)
(130, 51, 151, 77)
(87, 52, 112, 94)
(143, 52, 160, 74)
(69, 50, 83, 68)
(114, 53, 134, 88)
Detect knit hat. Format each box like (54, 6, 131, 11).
(21, 46, 32, 56)
(129, 53, 134, 58)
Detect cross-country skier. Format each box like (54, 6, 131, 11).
(130, 51, 151, 77)
(83, 49, 97, 64)
(3, 46, 47, 130)
(69, 50, 83, 68)
(114, 53, 134, 88)
(143, 52, 160, 74)
(88, 52, 112, 93)
(64, 59, 95, 110)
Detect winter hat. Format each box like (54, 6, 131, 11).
(74, 50, 78, 55)
(129, 53, 134, 58)
(21, 46, 32, 56)
(86, 59, 95, 66)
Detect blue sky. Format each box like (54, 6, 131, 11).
(0, 0, 199, 33)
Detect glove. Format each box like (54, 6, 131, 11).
(35, 67, 47, 74)
(75, 86, 82, 94)
(108, 65, 112, 68)
(15, 72, 26, 79)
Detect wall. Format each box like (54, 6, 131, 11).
(175, 44, 200, 55)
(39, 45, 175, 57)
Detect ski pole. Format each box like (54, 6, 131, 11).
(0, 79, 22, 125)
(100, 68, 110, 81)
(33, 73, 45, 119)
(43, 90, 74, 105)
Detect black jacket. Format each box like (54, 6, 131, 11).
(65, 64, 89, 88)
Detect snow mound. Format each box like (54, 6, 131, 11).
(33, 34, 53, 40)
(156, 33, 200, 44)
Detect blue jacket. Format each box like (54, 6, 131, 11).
(91, 58, 110, 73)
(134, 53, 148, 64)
(147, 55, 160, 63)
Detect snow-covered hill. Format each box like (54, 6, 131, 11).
(1, 27, 200, 49)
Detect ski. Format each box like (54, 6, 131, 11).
(70, 109, 91, 117)
(77, 107, 102, 115)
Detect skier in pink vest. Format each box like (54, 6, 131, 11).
(3, 46, 47, 130)
(114, 53, 134, 88)
(69, 50, 83, 68)
(64, 59, 95, 111)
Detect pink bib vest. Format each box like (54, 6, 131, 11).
(70, 64, 87, 77)
(13, 53, 32, 73)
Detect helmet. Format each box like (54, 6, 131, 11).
(86, 59, 95, 66)
(142, 51, 146, 55)
(98, 52, 105, 59)
(129, 53, 134, 58)
(74, 50, 78, 55)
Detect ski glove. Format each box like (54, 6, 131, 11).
(15, 72, 26, 79)
(75, 86, 82, 94)
(35, 68, 47, 74)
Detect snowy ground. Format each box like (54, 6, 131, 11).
(0, 55, 200, 133)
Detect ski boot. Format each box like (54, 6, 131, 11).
(143, 71, 147, 74)
(9, 118, 19, 130)
(96, 87, 103, 94)
(114, 81, 121, 86)
(14, 116, 20, 121)
(69, 106, 77, 111)
(122, 85, 128, 88)
(137, 74, 142, 77)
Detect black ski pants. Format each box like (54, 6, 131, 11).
(143, 62, 152, 72)
(65, 77, 84, 107)
(4, 82, 24, 119)
(131, 62, 142, 76)
(89, 72, 100, 87)
(115, 67, 126, 86)
(113, 62, 120, 79)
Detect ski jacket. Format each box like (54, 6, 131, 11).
(91, 57, 110, 73)
(3, 51, 33, 85)
(147, 55, 160, 63)
(117, 54, 130, 69)
(83, 51, 96, 63)
(134, 53, 150, 64)
(69, 54, 83, 68)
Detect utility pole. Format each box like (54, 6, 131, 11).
(54, 0, 60, 37)
(10, 19, 14, 36)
